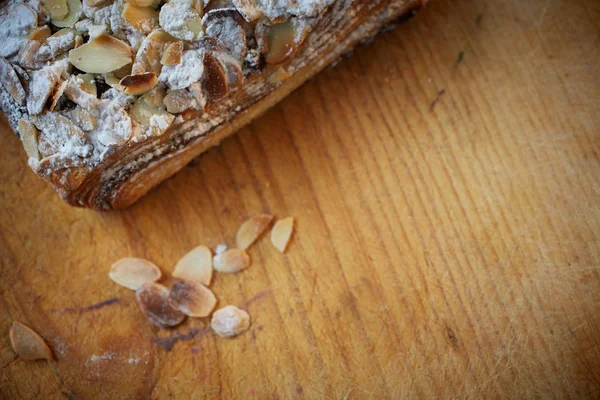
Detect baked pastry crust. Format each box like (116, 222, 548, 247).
(0, 0, 424, 209)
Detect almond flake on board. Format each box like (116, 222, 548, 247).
(168, 280, 217, 317)
(109, 257, 162, 290)
(9, 322, 53, 361)
(172, 245, 213, 286)
(213, 248, 250, 273)
(236, 214, 273, 250)
(270, 217, 294, 253)
(136, 282, 186, 328)
(211, 305, 251, 338)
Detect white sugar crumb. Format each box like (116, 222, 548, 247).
(159, 0, 202, 41)
(215, 244, 228, 255)
(160, 50, 204, 90)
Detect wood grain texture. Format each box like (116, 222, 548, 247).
(1, 0, 599, 398)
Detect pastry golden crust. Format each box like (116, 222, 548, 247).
(0, 0, 425, 209)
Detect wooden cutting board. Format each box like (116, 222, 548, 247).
(1, 0, 599, 398)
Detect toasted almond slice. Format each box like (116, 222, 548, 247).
(129, 93, 171, 126)
(167, 280, 217, 318)
(18, 26, 52, 69)
(143, 86, 166, 108)
(172, 246, 213, 285)
(63, 108, 96, 131)
(36, 28, 77, 62)
(159, 0, 203, 41)
(217, 53, 243, 91)
(109, 257, 162, 290)
(74, 34, 83, 48)
(0, 4, 37, 59)
(78, 73, 97, 95)
(46, 0, 69, 21)
(202, 51, 227, 100)
(136, 282, 186, 328)
(48, 80, 68, 111)
(119, 72, 157, 95)
(231, 0, 263, 22)
(128, 0, 161, 8)
(163, 89, 195, 113)
(271, 217, 294, 253)
(9, 322, 53, 361)
(211, 305, 251, 338)
(52, 0, 83, 28)
(69, 34, 134, 74)
(27, 69, 59, 115)
(160, 41, 183, 66)
(264, 19, 309, 65)
(202, 9, 247, 62)
(0, 57, 27, 105)
(18, 120, 40, 161)
(132, 29, 177, 75)
(122, 3, 158, 35)
(66, 76, 99, 109)
(236, 214, 273, 250)
(213, 248, 250, 274)
(87, 0, 111, 6)
(30, 25, 52, 42)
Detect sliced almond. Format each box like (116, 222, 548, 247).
(66, 76, 99, 109)
(27, 69, 59, 115)
(0, 4, 37, 59)
(202, 51, 227, 100)
(128, 0, 162, 8)
(0, 57, 27, 105)
(48, 80, 68, 111)
(69, 34, 134, 74)
(52, 0, 83, 28)
(264, 19, 309, 65)
(218, 53, 243, 91)
(211, 305, 251, 338)
(231, 0, 262, 22)
(143, 85, 166, 108)
(213, 248, 250, 274)
(172, 246, 213, 286)
(74, 34, 83, 48)
(167, 280, 217, 318)
(30, 25, 52, 42)
(18, 120, 40, 161)
(9, 322, 53, 361)
(236, 214, 273, 250)
(119, 72, 157, 95)
(18, 26, 52, 69)
(271, 217, 294, 253)
(132, 29, 177, 75)
(63, 108, 96, 131)
(77, 73, 97, 95)
(136, 282, 186, 328)
(163, 89, 195, 113)
(130, 93, 171, 126)
(31, 112, 89, 158)
(46, 0, 69, 21)
(86, 0, 111, 6)
(109, 257, 162, 290)
(122, 3, 158, 35)
(158, 0, 203, 41)
(36, 28, 77, 62)
(160, 41, 183, 66)
(202, 8, 247, 62)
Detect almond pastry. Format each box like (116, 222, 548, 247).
(0, 0, 426, 209)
